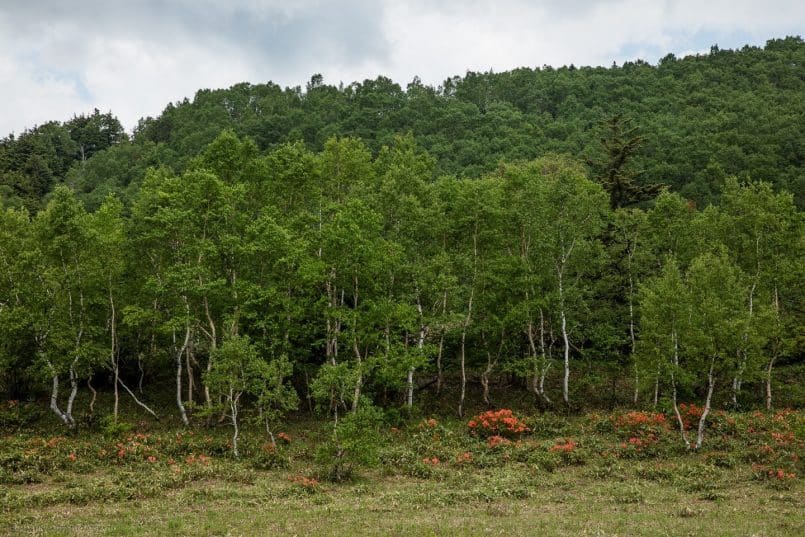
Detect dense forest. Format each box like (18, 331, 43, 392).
(0, 38, 802, 449)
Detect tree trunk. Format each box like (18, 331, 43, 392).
(352, 339, 362, 413)
(50, 374, 72, 427)
(174, 321, 191, 426)
(110, 283, 119, 423)
(765, 286, 780, 410)
(695, 357, 716, 449)
(186, 339, 194, 405)
(458, 284, 474, 418)
(117, 377, 159, 419)
(629, 272, 638, 405)
(560, 300, 570, 404)
(230, 389, 240, 457)
(670, 331, 690, 448)
(87, 377, 97, 416)
(459, 230, 478, 418)
(65, 360, 79, 426)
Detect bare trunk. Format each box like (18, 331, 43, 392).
(203, 296, 216, 410)
(529, 307, 552, 403)
(407, 294, 427, 409)
(351, 273, 362, 413)
(629, 273, 638, 404)
(436, 289, 447, 394)
(653, 365, 660, 408)
(560, 301, 569, 404)
(174, 320, 191, 426)
(65, 360, 79, 425)
(117, 377, 159, 419)
(186, 340, 194, 405)
(49, 373, 72, 427)
(695, 357, 716, 449)
(732, 278, 757, 408)
(352, 338, 362, 413)
(87, 377, 97, 416)
(766, 286, 780, 410)
(459, 230, 478, 418)
(230, 389, 240, 457)
(670, 331, 690, 449)
(110, 283, 119, 423)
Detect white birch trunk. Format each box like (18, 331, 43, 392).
(695, 357, 716, 449)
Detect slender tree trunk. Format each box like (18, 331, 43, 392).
(49, 372, 72, 427)
(110, 283, 119, 423)
(528, 307, 552, 403)
(202, 295, 216, 411)
(459, 230, 478, 418)
(436, 289, 447, 394)
(458, 283, 474, 418)
(653, 366, 660, 408)
(230, 389, 240, 457)
(65, 359, 80, 426)
(669, 331, 690, 448)
(117, 377, 159, 419)
(87, 377, 97, 416)
(695, 357, 716, 449)
(629, 272, 638, 405)
(352, 338, 362, 413)
(766, 286, 780, 410)
(137, 352, 145, 393)
(174, 318, 191, 426)
(733, 278, 757, 408)
(351, 273, 362, 412)
(559, 276, 570, 404)
(186, 339, 194, 405)
(407, 291, 427, 409)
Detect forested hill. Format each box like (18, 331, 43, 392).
(1, 36, 803, 213)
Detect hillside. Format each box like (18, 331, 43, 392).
(1, 36, 802, 213)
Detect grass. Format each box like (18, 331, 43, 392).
(1, 405, 803, 536)
(3, 466, 802, 536)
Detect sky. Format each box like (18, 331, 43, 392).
(1, 0, 802, 135)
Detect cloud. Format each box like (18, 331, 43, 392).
(0, 0, 802, 134)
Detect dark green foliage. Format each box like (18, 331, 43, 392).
(0, 39, 802, 453)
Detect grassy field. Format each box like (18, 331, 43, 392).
(1, 406, 803, 536)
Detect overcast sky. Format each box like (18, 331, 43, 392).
(1, 0, 802, 135)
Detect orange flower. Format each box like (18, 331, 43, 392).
(147, 455, 157, 463)
(67, 452, 76, 462)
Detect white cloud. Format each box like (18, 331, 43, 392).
(0, 0, 802, 134)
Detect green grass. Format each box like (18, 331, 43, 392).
(2, 467, 802, 536)
(1, 407, 803, 536)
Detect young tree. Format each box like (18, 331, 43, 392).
(684, 252, 748, 449)
(206, 335, 296, 456)
(506, 157, 609, 404)
(638, 258, 691, 447)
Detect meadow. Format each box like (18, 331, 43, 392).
(2, 398, 802, 536)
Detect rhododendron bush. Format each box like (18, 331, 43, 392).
(467, 409, 529, 438)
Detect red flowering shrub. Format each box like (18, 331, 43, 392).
(549, 439, 577, 453)
(613, 411, 668, 433)
(456, 451, 473, 464)
(419, 418, 438, 429)
(289, 475, 320, 492)
(487, 435, 512, 449)
(611, 411, 670, 457)
(677, 404, 703, 431)
(277, 432, 292, 444)
(468, 409, 528, 438)
(422, 456, 440, 465)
